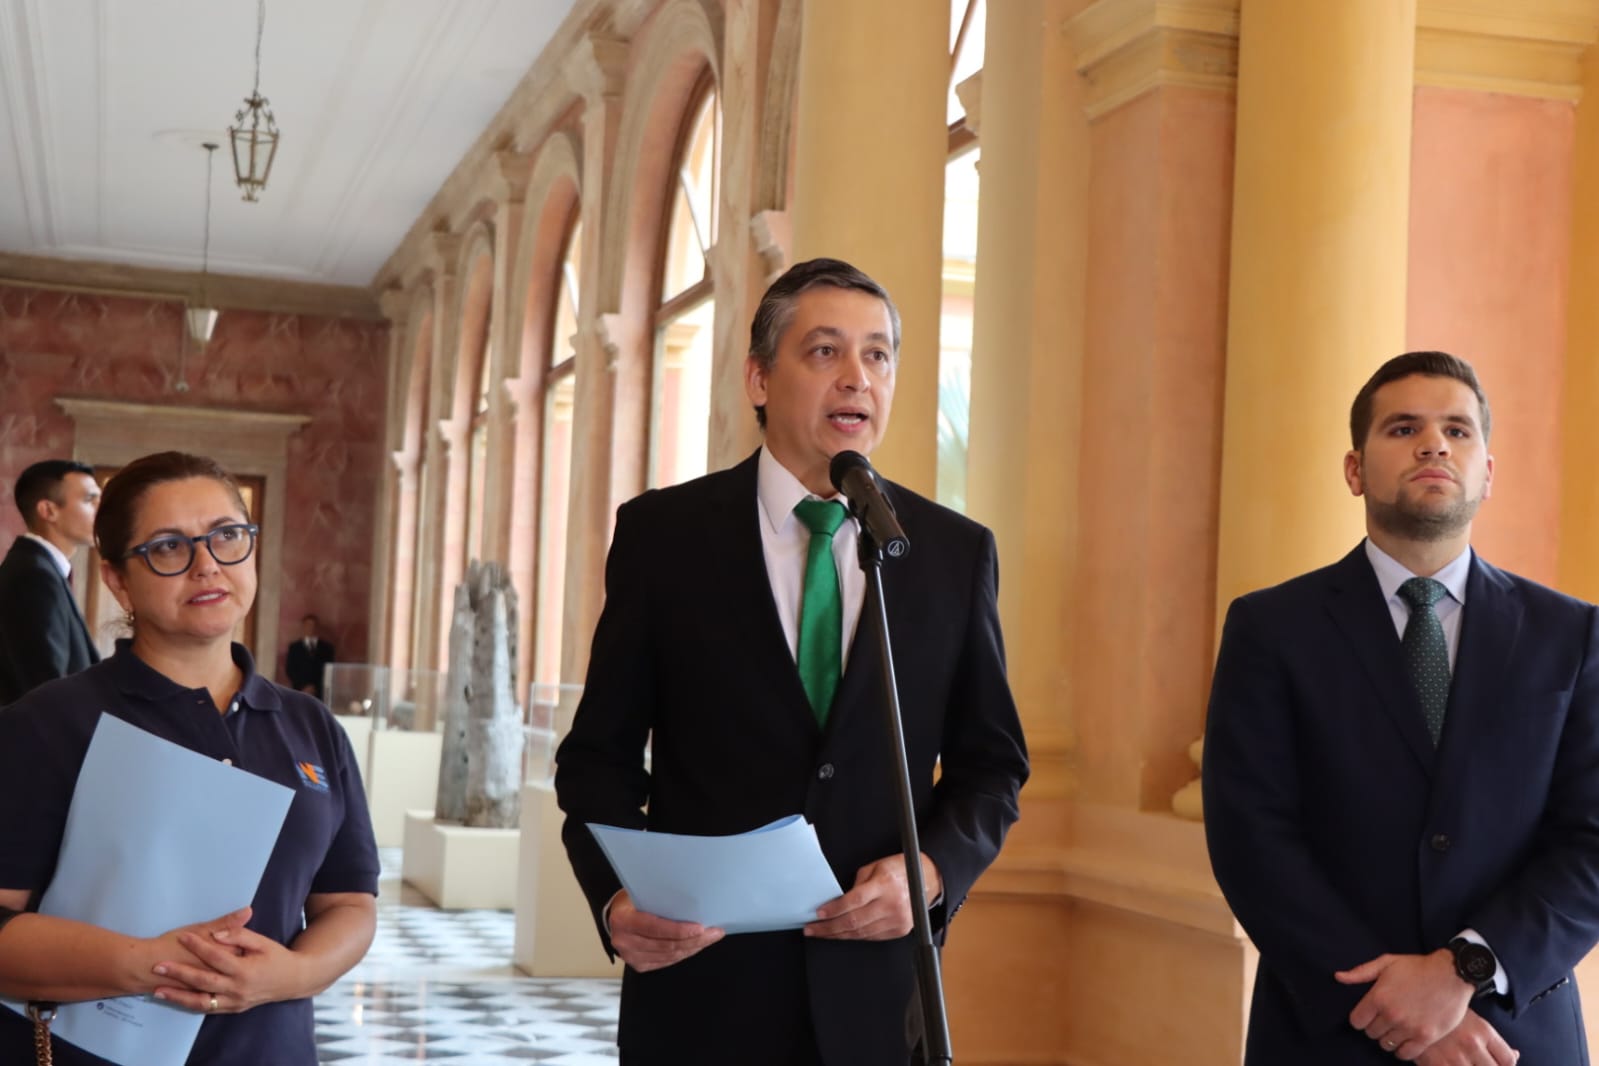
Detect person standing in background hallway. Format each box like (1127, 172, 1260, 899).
(1205, 351, 1599, 1065)
(0, 459, 102, 706)
(286, 613, 335, 701)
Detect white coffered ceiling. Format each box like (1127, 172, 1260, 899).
(0, 0, 576, 288)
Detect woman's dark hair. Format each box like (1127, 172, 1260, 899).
(95, 451, 249, 567)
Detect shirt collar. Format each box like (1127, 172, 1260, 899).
(1363, 537, 1472, 607)
(20, 532, 71, 578)
(756, 446, 846, 535)
(108, 638, 283, 711)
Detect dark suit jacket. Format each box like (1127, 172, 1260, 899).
(554, 452, 1029, 1065)
(285, 637, 335, 700)
(0, 537, 99, 707)
(1204, 544, 1599, 1065)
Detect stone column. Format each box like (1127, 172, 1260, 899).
(558, 31, 630, 687)
(707, 0, 786, 471)
(965, 0, 1090, 799)
(789, 0, 946, 495)
(946, 2, 1093, 1058)
(481, 151, 532, 566)
(1560, 35, 1599, 599)
(368, 286, 410, 664)
(1215, 0, 1418, 615)
(411, 233, 459, 672)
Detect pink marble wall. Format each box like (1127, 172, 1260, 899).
(0, 284, 389, 682)
(1407, 87, 1576, 585)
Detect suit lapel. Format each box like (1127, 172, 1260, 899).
(829, 481, 908, 735)
(716, 452, 820, 731)
(1438, 556, 1522, 756)
(1324, 546, 1437, 772)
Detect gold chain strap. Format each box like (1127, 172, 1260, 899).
(26, 1003, 53, 1066)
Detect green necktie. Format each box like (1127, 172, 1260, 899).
(1398, 577, 1452, 746)
(794, 498, 848, 725)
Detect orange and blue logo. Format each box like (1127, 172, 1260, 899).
(295, 762, 330, 792)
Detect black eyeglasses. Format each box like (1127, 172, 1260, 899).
(124, 523, 260, 577)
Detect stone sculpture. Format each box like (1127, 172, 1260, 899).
(434, 560, 525, 829)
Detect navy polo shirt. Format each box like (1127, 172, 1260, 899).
(0, 641, 379, 1065)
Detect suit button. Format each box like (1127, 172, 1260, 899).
(817, 763, 835, 780)
(1431, 833, 1452, 852)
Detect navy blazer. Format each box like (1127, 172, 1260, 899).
(1204, 545, 1599, 1065)
(0, 537, 99, 707)
(554, 451, 1029, 1066)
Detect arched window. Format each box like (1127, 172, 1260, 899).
(533, 217, 582, 687)
(650, 80, 720, 489)
(939, 0, 985, 512)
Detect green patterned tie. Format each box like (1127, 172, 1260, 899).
(1398, 577, 1452, 746)
(794, 498, 848, 725)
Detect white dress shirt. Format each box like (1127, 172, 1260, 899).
(756, 446, 865, 669)
(1364, 538, 1471, 670)
(1363, 537, 1507, 995)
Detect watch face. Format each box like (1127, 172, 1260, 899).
(1457, 943, 1495, 983)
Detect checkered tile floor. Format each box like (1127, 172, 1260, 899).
(314, 849, 620, 1064)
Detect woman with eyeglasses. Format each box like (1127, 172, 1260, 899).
(0, 451, 379, 1065)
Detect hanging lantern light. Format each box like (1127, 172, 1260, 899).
(228, 0, 280, 202)
(187, 143, 220, 348)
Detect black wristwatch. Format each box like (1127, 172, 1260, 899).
(1448, 937, 1498, 998)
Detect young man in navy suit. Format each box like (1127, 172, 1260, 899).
(555, 258, 1029, 1065)
(0, 459, 102, 706)
(1205, 352, 1599, 1065)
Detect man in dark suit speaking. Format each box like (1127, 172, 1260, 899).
(0, 459, 102, 706)
(1204, 351, 1599, 1065)
(555, 258, 1029, 1065)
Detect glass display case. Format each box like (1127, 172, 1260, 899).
(523, 682, 583, 789)
(325, 664, 449, 732)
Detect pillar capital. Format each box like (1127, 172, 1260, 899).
(563, 31, 629, 107)
(1417, 0, 1599, 101)
(749, 209, 791, 283)
(376, 283, 409, 324)
(494, 150, 535, 207)
(954, 71, 984, 136)
(1065, 0, 1239, 120)
(428, 229, 462, 280)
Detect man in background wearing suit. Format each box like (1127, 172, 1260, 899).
(285, 613, 335, 701)
(0, 460, 102, 706)
(554, 258, 1030, 1065)
(1205, 351, 1599, 1065)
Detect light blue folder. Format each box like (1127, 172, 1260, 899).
(4, 713, 293, 1066)
(588, 815, 844, 934)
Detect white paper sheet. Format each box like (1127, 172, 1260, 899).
(5, 713, 293, 1066)
(588, 815, 844, 934)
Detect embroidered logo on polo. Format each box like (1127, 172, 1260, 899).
(295, 761, 330, 792)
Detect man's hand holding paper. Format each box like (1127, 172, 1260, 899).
(804, 852, 942, 942)
(606, 891, 725, 972)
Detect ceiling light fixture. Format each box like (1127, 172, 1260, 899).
(177, 143, 220, 394)
(187, 143, 220, 347)
(228, 0, 280, 202)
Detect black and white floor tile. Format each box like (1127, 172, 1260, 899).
(314, 849, 620, 1065)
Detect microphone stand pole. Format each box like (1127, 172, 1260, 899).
(854, 526, 953, 1065)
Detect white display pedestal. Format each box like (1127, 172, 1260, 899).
(364, 729, 444, 848)
(400, 810, 521, 910)
(333, 715, 372, 786)
(512, 784, 621, 977)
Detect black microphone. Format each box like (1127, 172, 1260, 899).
(829, 451, 909, 559)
